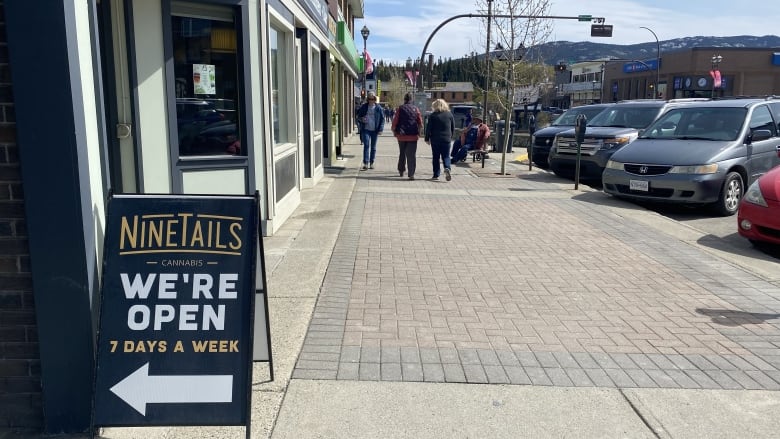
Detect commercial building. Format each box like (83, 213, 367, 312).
(0, 0, 365, 433)
(608, 47, 780, 100)
(555, 47, 780, 107)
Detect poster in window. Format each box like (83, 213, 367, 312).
(193, 64, 216, 95)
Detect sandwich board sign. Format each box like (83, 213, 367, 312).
(92, 193, 264, 433)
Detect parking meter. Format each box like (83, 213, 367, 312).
(574, 114, 587, 190)
(528, 115, 536, 170)
(575, 114, 587, 144)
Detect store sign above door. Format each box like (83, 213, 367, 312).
(623, 59, 659, 73)
(92, 194, 260, 432)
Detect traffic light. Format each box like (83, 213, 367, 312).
(555, 63, 567, 72)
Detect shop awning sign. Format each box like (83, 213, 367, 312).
(92, 194, 259, 429)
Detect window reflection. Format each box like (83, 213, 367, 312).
(311, 49, 323, 132)
(172, 14, 243, 156)
(269, 25, 289, 145)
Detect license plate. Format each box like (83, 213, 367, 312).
(629, 179, 649, 192)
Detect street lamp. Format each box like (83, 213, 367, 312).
(598, 63, 604, 103)
(639, 26, 660, 98)
(360, 25, 370, 100)
(711, 54, 723, 97)
(482, 0, 494, 123)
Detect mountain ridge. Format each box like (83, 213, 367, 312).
(531, 35, 780, 65)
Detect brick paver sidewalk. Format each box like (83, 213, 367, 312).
(294, 133, 780, 390)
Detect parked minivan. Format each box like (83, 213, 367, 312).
(602, 98, 780, 215)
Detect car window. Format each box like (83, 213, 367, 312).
(749, 105, 776, 136)
(582, 106, 610, 121)
(550, 109, 577, 125)
(642, 107, 747, 141)
(588, 106, 660, 129)
(641, 111, 684, 138)
(453, 107, 475, 115)
(552, 106, 608, 126)
(768, 102, 780, 133)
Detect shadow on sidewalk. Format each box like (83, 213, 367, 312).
(696, 308, 780, 326)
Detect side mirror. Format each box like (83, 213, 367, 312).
(575, 114, 587, 144)
(747, 129, 772, 144)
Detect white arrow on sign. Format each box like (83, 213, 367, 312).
(110, 362, 233, 415)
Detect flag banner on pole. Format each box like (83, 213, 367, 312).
(404, 70, 419, 88)
(365, 51, 373, 75)
(709, 69, 722, 88)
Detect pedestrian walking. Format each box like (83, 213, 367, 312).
(356, 92, 384, 170)
(424, 98, 455, 181)
(392, 93, 423, 180)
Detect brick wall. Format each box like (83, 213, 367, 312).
(0, 0, 43, 430)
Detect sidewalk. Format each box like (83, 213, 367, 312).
(94, 132, 780, 438)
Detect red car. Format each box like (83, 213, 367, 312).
(738, 163, 780, 246)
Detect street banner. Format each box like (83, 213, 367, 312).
(93, 194, 259, 429)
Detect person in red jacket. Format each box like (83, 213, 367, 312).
(391, 93, 423, 180)
(451, 112, 491, 162)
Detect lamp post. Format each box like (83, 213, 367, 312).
(482, 0, 493, 122)
(598, 63, 604, 103)
(360, 25, 369, 100)
(639, 26, 660, 98)
(711, 54, 723, 97)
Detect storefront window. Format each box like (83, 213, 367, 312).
(269, 25, 291, 145)
(311, 48, 323, 132)
(171, 10, 243, 156)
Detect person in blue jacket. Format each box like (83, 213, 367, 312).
(356, 92, 385, 170)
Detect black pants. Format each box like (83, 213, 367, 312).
(397, 140, 418, 177)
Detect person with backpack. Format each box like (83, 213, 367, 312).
(356, 92, 385, 170)
(451, 112, 490, 163)
(424, 98, 455, 181)
(392, 93, 423, 180)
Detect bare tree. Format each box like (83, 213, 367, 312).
(473, 0, 554, 174)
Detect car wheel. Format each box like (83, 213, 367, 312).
(714, 171, 743, 216)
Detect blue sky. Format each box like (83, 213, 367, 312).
(357, 0, 780, 65)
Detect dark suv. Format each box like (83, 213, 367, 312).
(548, 100, 695, 181)
(529, 103, 613, 167)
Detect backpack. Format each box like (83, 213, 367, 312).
(464, 125, 479, 146)
(395, 104, 419, 136)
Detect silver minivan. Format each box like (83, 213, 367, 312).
(603, 98, 780, 215)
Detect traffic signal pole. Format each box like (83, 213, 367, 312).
(416, 14, 608, 94)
